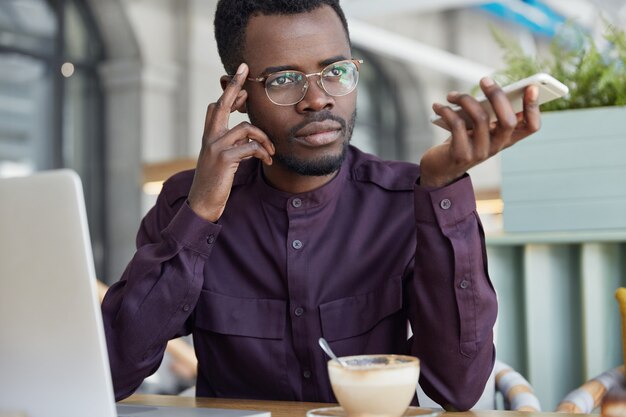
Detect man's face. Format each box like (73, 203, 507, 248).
(242, 5, 357, 176)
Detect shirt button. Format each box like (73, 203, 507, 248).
(303, 370, 312, 379)
(292, 240, 303, 250)
(440, 198, 452, 210)
(294, 307, 304, 317)
(183, 304, 191, 312)
(206, 234, 216, 244)
(460, 280, 470, 289)
(292, 198, 302, 208)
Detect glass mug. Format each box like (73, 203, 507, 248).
(327, 354, 420, 417)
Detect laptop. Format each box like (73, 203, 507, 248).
(0, 170, 270, 417)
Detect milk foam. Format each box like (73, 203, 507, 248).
(330, 365, 419, 386)
(328, 355, 420, 386)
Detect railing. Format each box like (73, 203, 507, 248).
(487, 230, 626, 410)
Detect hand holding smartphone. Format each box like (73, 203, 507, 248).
(430, 73, 568, 130)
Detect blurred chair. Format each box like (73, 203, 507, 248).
(555, 288, 626, 413)
(494, 360, 541, 411)
(556, 366, 624, 413)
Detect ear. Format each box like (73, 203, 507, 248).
(220, 75, 248, 114)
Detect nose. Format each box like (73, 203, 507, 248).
(295, 75, 334, 113)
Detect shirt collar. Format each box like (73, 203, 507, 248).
(246, 153, 350, 210)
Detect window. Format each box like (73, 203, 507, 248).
(351, 47, 429, 162)
(0, 0, 105, 275)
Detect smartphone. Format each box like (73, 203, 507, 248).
(430, 73, 569, 131)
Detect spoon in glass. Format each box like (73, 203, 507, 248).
(318, 337, 348, 368)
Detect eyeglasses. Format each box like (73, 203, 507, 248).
(246, 59, 363, 106)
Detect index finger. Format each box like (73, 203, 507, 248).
(209, 63, 249, 134)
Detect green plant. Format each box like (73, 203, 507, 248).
(490, 22, 626, 111)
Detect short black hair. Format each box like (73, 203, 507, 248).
(214, 0, 350, 74)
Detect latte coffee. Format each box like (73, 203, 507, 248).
(328, 354, 420, 417)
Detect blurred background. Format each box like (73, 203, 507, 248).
(1, 0, 625, 409)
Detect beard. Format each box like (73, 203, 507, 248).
(248, 107, 357, 177)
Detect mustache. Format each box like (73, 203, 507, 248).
(287, 111, 347, 140)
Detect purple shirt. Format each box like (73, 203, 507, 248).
(102, 146, 497, 410)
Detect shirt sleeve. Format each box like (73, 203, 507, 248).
(408, 174, 497, 411)
(101, 188, 219, 401)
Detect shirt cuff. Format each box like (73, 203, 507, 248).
(414, 174, 477, 226)
(161, 201, 222, 256)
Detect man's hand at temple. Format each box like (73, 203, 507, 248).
(187, 63, 275, 223)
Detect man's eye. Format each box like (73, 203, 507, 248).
(326, 66, 347, 78)
(268, 73, 300, 87)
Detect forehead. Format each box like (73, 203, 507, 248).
(243, 5, 351, 73)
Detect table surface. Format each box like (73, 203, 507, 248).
(121, 394, 596, 417)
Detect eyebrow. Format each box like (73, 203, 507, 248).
(259, 55, 349, 76)
(320, 55, 348, 67)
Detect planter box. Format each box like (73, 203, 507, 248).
(501, 106, 626, 233)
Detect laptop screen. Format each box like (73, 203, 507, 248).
(0, 170, 117, 417)
(0, 170, 271, 417)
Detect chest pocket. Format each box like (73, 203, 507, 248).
(319, 276, 403, 342)
(195, 289, 286, 338)
(193, 290, 289, 399)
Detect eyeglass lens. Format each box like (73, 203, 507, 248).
(264, 60, 359, 105)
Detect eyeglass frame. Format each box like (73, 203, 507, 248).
(243, 59, 364, 106)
